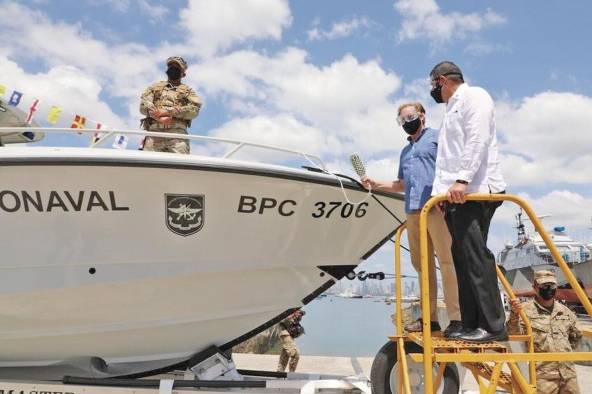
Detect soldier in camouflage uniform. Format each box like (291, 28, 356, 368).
(277, 310, 305, 373)
(140, 56, 202, 154)
(507, 270, 582, 394)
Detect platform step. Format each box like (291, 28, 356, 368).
(407, 332, 508, 353)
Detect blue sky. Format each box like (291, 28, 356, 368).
(1, 0, 591, 276)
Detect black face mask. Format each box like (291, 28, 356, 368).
(166, 67, 182, 81)
(538, 287, 556, 301)
(430, 83, 444, 104)
(402, 117, 422, 135)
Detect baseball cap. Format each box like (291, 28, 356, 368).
(534, 270, 557, 285)
(166, 56, 188, 71)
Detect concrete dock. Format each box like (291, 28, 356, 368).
(234, 353, 592, 393)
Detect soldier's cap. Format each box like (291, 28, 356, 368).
(295, 309, 305, 316)
(534, 270, 557, 285)
(166, 56, 188, 72)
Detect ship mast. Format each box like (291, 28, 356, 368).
(515, 210, 527, 244)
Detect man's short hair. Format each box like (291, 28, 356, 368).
(397, 102, 426, 116)
(430, 61, 464, 82)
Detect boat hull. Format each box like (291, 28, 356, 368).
(0, 151, 405, 373)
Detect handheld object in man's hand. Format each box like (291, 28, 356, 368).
(350, 153, 366, 178)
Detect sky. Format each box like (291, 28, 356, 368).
(1, 0, 591, 277)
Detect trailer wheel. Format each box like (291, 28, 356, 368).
(370, 341, 459, 394)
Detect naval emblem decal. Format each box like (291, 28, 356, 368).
(165, 194, 205, 236)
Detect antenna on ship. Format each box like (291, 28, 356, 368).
(515, 209, 528, 243)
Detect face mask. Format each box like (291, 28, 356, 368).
(166, 67, 182, 81)
(538, 287, 556, 301)
(430, 83, 444, 104)
(402, 117, 422, 135)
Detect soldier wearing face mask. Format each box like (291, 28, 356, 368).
(507, 270, 582, 394)
(140, 56, 202, 154)
(362, 102, 461, 337)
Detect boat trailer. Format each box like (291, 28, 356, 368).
(0, 347, 370, 394)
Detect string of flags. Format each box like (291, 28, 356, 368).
(0, 83, 132, 149)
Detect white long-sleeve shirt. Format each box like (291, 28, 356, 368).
(432, 83, 506, 195)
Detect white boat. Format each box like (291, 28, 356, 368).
(0, 125, 405, 379)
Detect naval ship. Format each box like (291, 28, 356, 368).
(498, 211, 592, 313)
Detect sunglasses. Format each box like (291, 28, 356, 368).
(396, 112, 420, 126)
(430, 72, 463, 88)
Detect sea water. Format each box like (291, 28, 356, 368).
(298, 295, 395, 357)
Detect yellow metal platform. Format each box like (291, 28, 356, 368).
(389, 194, 592, 394)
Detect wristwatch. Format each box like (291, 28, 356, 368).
(455, 179, 468, 185)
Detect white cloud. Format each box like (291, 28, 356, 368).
(494, 190, 592, 239)
(365, 157, 399, 181)
(89, 0, 168, 21)
(179, 0, 292, 57)
(464, 41, 510, 56)
(394, 0, 506, 43)
(307, 16, 371, 41)
(267, 53, 400, 128)
(90, 0, 130, 13)
(0, 57, 124, 130)
(188, 48, 405, 159)
(0, 1, 186, 129)
(209, 114, 334, 156)
(190, 49, 401, 128)
(0, 1, 405, 153)
(0, 1, 161, 104)
(136, 0, 169, 22)
(496, 91, 592, 186)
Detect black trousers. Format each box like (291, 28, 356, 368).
(444, 199, 505, 333)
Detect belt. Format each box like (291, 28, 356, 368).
(150, 120, 188, 130)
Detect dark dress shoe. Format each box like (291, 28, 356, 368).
(443, 320, 464, 338)
(404, 319, 441, 333)
(457, 328, 508, 343)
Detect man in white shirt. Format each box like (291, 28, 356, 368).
(429, 61, 507, 343)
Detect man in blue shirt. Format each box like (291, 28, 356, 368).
(363, 102, 460, 335)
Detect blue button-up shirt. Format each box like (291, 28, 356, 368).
(397, 127, 438, 213)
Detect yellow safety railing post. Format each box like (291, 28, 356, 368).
(394, 224, 407, 336)
(497, 266, 537, 387)
(418, 200, 434, 393)
(486, 362, 504, 394)
(433, 362, 446, 394)
(508, 362, 536, 394)
(398, 337, 412, 394)
(393, 224, 412, 393)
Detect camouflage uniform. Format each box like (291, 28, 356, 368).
(277, 313, 304, 372)
(507, 299, 582, 394)
(140, 57, 202, 154)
